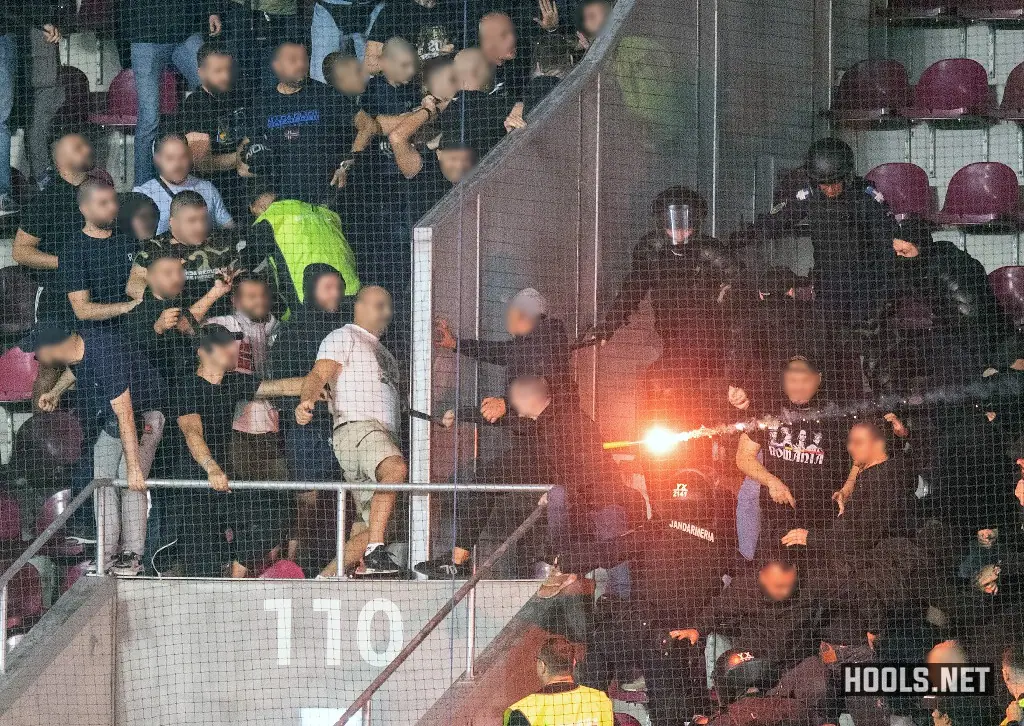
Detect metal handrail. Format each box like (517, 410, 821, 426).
(0, 478, 551, 675)
(334, 503, 550, 726)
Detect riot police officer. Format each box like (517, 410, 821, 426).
(586, 186, 747, 457)
(705, 650, 812, 725)
(752, 137, 898, 326)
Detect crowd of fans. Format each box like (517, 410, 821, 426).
(1, 2, 1023, 725)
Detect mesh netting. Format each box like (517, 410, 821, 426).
(0, 0, 1021, 724)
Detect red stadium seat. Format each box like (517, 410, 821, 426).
(0, 267, 38, 335)
(833, 60, 911, 124)
(956, 0, 1024, 19)
(0, 496, 20, 543)
(901, 58, 994, 120)
(932, 162, 1022, 225)
(258, 560, 305, 579)
(988, 266, 1024, 328)
(0, 348, 38, 403)
(1, 562, 43, 632)
(995, 62, 1024, 121)
(88, 68, 178, 127)
(865, 163, 935, 220)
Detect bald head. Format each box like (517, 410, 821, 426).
(52, 133, 95, 177)
(479, 12, 516, 64)
(454, 48, 493, 92)
(354, 285, 393, 336)
(927, 640, 968, 664)
(381, 37, 417, 85)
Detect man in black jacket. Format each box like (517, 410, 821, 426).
(750, 137, 897, 326)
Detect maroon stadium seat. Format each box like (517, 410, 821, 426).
(901, 58, 994, 120)
(932, 162, 1021, 225)
(0, 496, 20, 543)
(0, 348, 38, 403)
(988, 266, 1024, 327)
(88, 68, 178, 127)
(56, 66, 91, 128)
(865, 163, 935, 219)
(36, 489, 85, 559)
(995, 62, 1024, 121)
(0, 267, 38, 335)
(956, 0, 1024, 19)
(258, 560, 305, 579)
(832, 60, 911, 123)
(888, 0, 957, 20)
(2, 562, 43, 632)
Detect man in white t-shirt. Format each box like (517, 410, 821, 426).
(296, 285, 405, 576)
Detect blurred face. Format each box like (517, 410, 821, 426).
(331, 59, 366, 96)
(846, 425, 884, 467)
(426, 64, 458, 101)
(479, 14, 516, 63)
(54, 134, 95, 175)
(273, 43, 310, 87)
(581, 1, 610, 36)
(312, 274, 342, 312)
(893, 238, 920, 258)
(81, 188, 118, 230)
(782, 364, 821, 405)
(758, 563, 797, 601)
(131, 205, 159, 241)
(169, 204, 211, 245)
(155, 139, 192, 184)
(148, 258, 185, 299)
(201, 342, 238, 372)
(354, 286, 394, 334)
(819, 182, 844, 199)
(975, 564, 1001, 596)
(454, 49, 492, 91)
(199, 52, 234, 94)
(383, 48, 417, 85)
(505, 306, 537, 336)
(437, 148, 474, 184)
(927, 641, 968, 665)
(233, 280, 271, 321)
(665, 227, 695, 244)
(509, 381, 550, 419)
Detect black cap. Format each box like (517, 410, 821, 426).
(197, 323, 243, 350)
(712, 649, 780, 705)
(19, 324, 74, 353)
(783, 354, 820, 373)
(894, 215, 935, 250)
(805, 137, 855, 184)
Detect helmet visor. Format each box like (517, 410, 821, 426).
(666, 203, 692, 241)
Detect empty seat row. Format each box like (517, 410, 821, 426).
(867, 160, 1023, 226)
(889, 0, 1024, 21)
(831, 58, 1024, 124)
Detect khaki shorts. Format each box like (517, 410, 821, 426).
(331, 420, 403, 524)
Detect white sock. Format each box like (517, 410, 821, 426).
(364, 542, 384, 556)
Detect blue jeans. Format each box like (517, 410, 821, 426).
(546, 486, 631, 599)
(310, 1, 385, 82)
(130, 35, 202, 184)
(0, 34, 17, 196)
(736, 476, 761, 561)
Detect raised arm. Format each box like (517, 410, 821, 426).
(388, 106, 433, 179)
(255, 377, 305, 399)
(126, 263, 148, 300)
(177, 412, 230, 492)
(295, 358, 342, 424)
(352, 110, 380, 154)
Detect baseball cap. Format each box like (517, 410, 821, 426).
(783, 354, 820, 373)
(197, 323, 243, 350)
(19, 324, 74, 353)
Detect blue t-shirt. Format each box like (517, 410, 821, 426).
(72, 328, 163, 425)
(59, 230, 136, 328)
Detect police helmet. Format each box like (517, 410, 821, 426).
(713, 649, 780, 706)
(805, 137, 855, 184)
(659, 467, 722, 532)
(651, 186, 708, 235)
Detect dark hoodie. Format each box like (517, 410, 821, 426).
(268, 264, 350, 381)
(116, 192, 160, 242)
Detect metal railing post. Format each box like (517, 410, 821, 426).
(361, 699, 371, 726)
(95, 482, 106, 575)
(0, 583, 8, 674)
(335, 486, 347, 579)
(465, 546, 477, 680)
